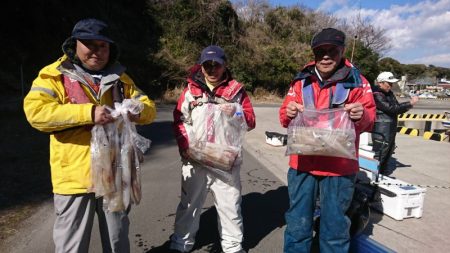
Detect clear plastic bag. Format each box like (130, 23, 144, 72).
(90, 125, 116, 197)
(90, 99, 150, 211)
(187, 102, 247, 181)
(286, 108, 357, 160)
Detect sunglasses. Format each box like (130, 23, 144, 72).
(313, 47, 341, 58)
(202, 61, 222, 71)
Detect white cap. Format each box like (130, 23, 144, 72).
(376, 72, 399, 83)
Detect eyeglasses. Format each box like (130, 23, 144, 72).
(202, 61, 222, 71)
(313, 47, 341, 58)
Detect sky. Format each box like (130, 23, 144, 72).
(268, 0, 450, 68)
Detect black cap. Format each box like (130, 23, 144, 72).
(71, 18, 114, 43)
(199, 45, 226, 65)
(311, 28, 346, 49)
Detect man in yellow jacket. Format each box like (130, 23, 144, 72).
(23, 18, 156, 253)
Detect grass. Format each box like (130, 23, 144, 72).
(250, 87, 284, 104)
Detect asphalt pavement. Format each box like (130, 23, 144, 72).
(2, 103, 450, 253)
(2, 104, 289, 253)
(245, 105, 450, 253)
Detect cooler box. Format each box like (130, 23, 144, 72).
(265, 131, 287, 147)
(359, 169, 426, 221)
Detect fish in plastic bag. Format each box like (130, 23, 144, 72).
(286, 108, 357, 160)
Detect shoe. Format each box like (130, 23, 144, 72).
(168, 249, 185, 253)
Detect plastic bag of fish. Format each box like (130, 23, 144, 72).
(285, 108, 357, 160)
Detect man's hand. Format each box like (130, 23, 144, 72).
(286, 101, 304, 118)
(93, 105, 114, 125)
(180, 149, 190, 159)
(410, 96, 419, 105)
(344, 103, 364, 120)
(128, 112, 140, 122)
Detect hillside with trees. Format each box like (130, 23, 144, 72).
(1, 0, 449, 101)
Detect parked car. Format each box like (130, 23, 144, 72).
(408, 90, 418, 97)
(418, 92, 437, 99)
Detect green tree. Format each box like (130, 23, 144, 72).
(346, 40, 380, 84)
(235, 5, 315, 92)
(378, 57, 404, 77)
(147, 0, 243, 90)
(403, 64, 427, 80)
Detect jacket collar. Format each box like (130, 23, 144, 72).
(372, 84, 392, 95)
(58, 57, 125, 86)
(187, 64, 242, 101)
(187, 64, 231, 93)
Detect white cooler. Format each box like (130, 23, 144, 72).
(357, 134, 427, 221)
(359, 169, 426, 221)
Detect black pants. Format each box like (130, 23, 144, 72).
(372, 132, 396, 175)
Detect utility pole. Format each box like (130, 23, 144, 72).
(350, 35, 357, 63)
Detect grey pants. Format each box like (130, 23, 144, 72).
(53, 193, 130, 253)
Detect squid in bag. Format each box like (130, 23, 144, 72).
(91, 99, 151, 212)
(90, 124, 116, 197)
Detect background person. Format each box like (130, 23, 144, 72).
(23, 18, 156, 253)
(169, 45, 256, 253)
(279, 28, 376, 253)
(372, 71, 419, 176)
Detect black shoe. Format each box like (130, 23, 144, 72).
(168, 249, 184, 253)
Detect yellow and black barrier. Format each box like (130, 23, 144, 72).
(398, 113, 420, 120)
(421, 114, 447, 120)
(423, 131, 448, 142)
(398, 113, 447, 121)
(396, 126, 419, 136)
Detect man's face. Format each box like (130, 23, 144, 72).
(379, 81, 393, 92)
(201, 61, 225, 83)
(313, 45, 344, 80)
(76, 39, 110, 71)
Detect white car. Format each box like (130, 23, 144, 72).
(418, 93, 437, 99)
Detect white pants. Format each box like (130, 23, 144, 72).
(53, 193, 130, 253)
(170, 161, 244, 253)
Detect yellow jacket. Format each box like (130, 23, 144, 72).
(23, 56, 156, 194)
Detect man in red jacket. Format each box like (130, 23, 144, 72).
(279, 28, 376, 253)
